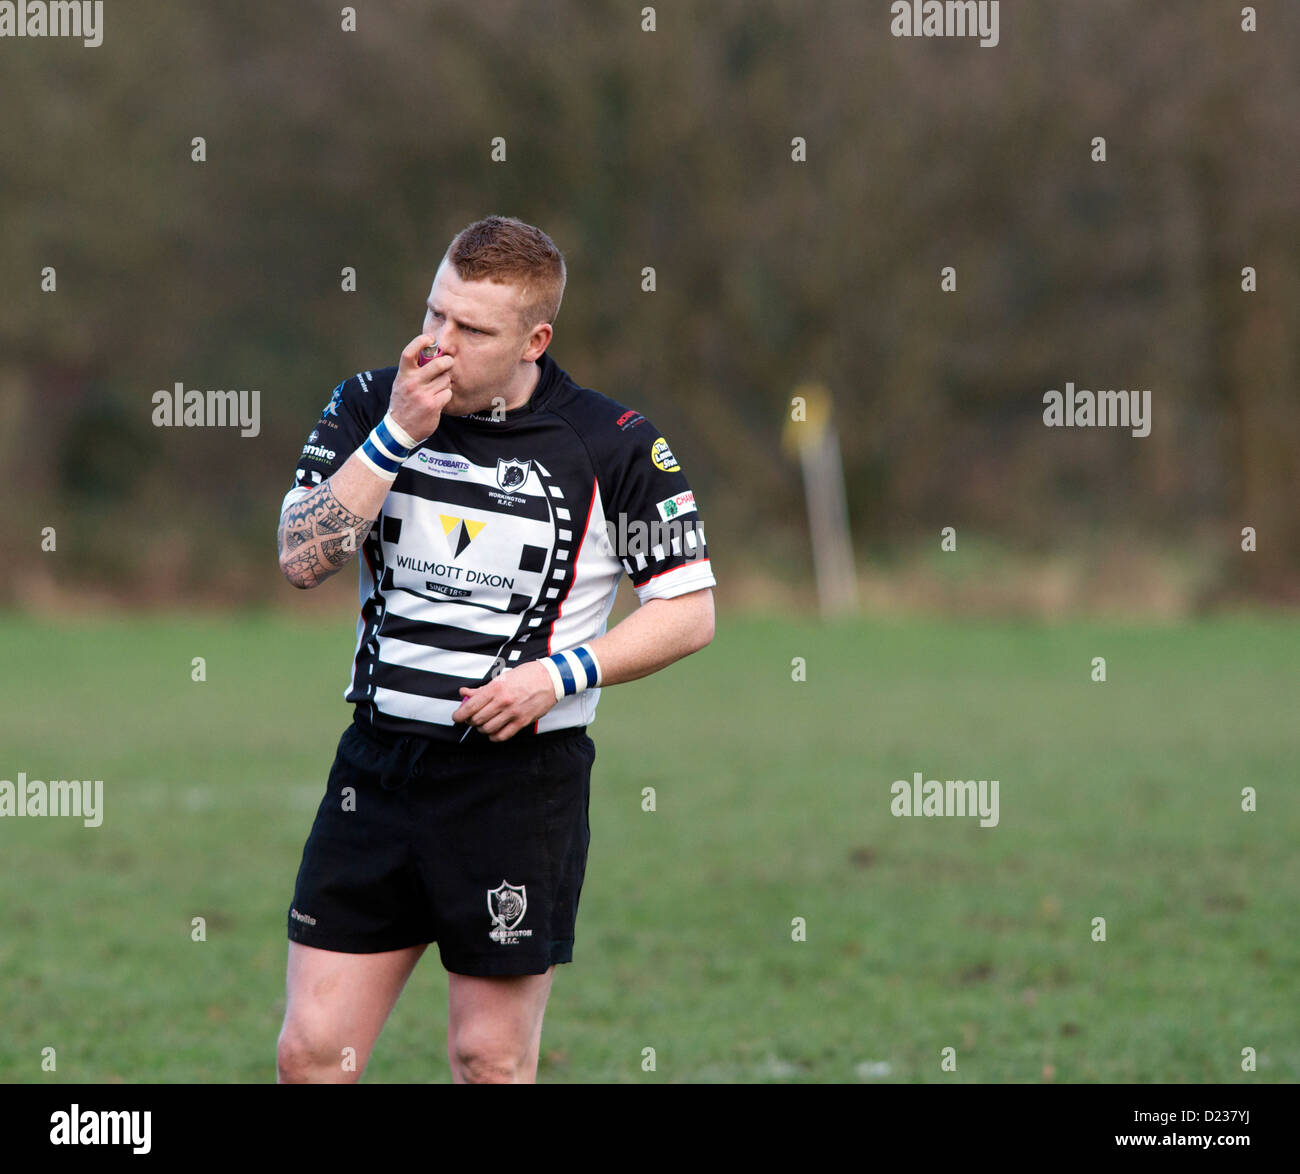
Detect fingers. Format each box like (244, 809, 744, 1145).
(478, 711, 515, 739)
(400, 334, 436, 368)
(453, 673, 543, 740)
(400, 335, 454, 379)
(454, 684, 516, 736)
(460, 705, 509, 737)
(453, 685, 493, 723)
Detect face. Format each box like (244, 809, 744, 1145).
(421, 262, 548, 414)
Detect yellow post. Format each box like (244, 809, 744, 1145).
(783, 383, 858, 618)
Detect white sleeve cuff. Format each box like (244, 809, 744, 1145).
(383, 411, 421, 451)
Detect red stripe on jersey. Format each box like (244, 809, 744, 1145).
(640, 556, 711, 584)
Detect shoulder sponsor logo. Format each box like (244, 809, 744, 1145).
(655, 490, 696, 521)
(300, 442, 336, 463)
(615, 409, 646, 431)
(322, 382, 344, 418)
(650, 436, 680, 473)
(487, 880, 532, 944)
(496, 457, 532, 491)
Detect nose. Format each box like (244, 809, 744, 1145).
(425, 313, 452, 350)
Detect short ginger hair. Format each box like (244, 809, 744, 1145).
(443, 215, 566, 336)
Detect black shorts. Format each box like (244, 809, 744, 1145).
(286, 716, 595, 976)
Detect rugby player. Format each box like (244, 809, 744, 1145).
(273, 216, 715, 1083)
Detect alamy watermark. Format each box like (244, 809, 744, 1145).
(50, 1106, 150, 1154)
(0, 773, 103, 827)
(890, 1, 999, 48)
(152, 385, 261, 437)
(1043, 383, 1151, 437)
(891, 772, 999, 827)
(0, 1, 103, 47)
(602, 498, 707, 565)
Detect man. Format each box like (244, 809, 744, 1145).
(274, 216, 715, 1083)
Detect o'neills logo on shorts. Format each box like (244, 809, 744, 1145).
(487, 881, 532, 945)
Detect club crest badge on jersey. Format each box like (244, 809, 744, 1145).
(496, 457, 532, 491)
(487, 880, 532, 944)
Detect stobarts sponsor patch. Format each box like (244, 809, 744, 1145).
(655, 490, 696, 521)
(414, 449, 471, 477)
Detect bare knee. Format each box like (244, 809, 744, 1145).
(456, 1051, 521, 1084)
(277, 1021, 362, 1084)
(452, 1033, 526, 1084)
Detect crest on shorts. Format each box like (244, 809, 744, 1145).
(487, 880, 530, 943)
(496, 457, 531, 491)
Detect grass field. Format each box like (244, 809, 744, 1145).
(0, 609, 1295, 1083)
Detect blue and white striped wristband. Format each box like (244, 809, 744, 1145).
(357, 412, 421, 482)
(539, 644, 602, 702)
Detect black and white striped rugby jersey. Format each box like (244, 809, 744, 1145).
(281, 350, 716, 743)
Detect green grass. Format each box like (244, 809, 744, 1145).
(0, 609, 1296, 1083)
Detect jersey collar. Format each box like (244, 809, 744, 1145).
(455, 350, 564, 426)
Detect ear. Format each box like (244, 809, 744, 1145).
(523, 322, 552, 359)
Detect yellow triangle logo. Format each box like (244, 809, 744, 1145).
(439, 514, 486, 545)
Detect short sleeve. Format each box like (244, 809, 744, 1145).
(280, 374, 380, 512)
(599, 421, 716, 603)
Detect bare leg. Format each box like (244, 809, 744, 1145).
(276, 941, 427, 1083)
(446, 966, 556, 1084)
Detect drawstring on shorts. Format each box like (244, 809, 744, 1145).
(378, 736, 432, 791)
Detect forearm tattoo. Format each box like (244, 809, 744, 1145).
(277, 482, 373, 587)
